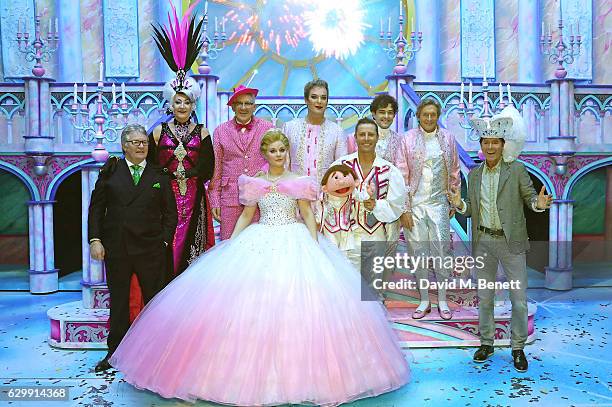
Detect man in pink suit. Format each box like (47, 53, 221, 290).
(209, 85, 273, 240)
(394, 98, 461, 320)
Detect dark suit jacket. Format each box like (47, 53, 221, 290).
(88, 158, 177, 259)
(462, 160, 539, 254)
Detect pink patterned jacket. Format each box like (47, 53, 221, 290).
(209, 117, 274, 208)
(394, 128, 461, 212)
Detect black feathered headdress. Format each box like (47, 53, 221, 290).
(152, 0, 204, 96)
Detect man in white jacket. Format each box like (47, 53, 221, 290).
(332, 118, 406, 280)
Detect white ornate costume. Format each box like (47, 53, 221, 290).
(314, 194, 357, 253)
(332, 152, 406, 272)
(394, 127, 461, 282)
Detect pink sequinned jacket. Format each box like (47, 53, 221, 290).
(393, 128, 461, 212)
(209, 117, 274, 208)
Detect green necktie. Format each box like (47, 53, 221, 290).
(131, 165, 141, 185)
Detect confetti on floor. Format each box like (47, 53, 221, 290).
(1, 286, 611, 406)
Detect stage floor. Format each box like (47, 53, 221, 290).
(1, 284, 611, 406)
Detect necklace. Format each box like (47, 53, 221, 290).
(173, 119, 192, 144)
(266, 171, 284, 182)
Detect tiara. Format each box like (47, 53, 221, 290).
(469, 117, 514, 139)
(169, 72, 193, 92)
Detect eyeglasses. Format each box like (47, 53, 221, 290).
(234, 102, 255, 108)
(126, 140, 149, 146)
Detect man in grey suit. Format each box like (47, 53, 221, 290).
(448, 117, 552, 372)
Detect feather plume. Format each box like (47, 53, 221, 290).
(151, 0, 204, 74)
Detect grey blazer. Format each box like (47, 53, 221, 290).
(462, 160, 539, 254)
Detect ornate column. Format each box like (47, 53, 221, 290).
(415, 0, 440, 81)
(545, 77, 576, 290)
(81, 163, 108, 308)
(386, 74, 415, 133)
(518, 0, 541, 83)
(546, 199, 573, 290)
(22, 67, 57, 294)
(547, 79, 576, 181)
(192, 74, 219, 131)
(27, 200, 57, 293)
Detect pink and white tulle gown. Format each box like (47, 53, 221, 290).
(109, 175, 410, 406)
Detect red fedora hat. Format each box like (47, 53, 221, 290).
(227, 85, 259, 106)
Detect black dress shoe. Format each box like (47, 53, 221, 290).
(473, 345, 495, 363)
(512, 350, 528, 372)
(94, 354, 112, 372)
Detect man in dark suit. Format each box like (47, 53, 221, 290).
(448, 117, 552, 372)
(88, 124, 177, 372)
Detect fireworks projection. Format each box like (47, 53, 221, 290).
(224, 1, 307, 55)
(207, 0, 397, 96)
(303, 0, 368, 59)
(222, 0, 366, 59)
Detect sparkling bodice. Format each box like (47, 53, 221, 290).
(157, 123, 203, 172)
(258, 191, 299, 225)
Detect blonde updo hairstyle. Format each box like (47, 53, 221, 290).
(260, 128, 290, 154)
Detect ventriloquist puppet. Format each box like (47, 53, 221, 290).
(315, 164, 371, 256)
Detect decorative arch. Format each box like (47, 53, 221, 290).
(441, 104, 465, 128)
(563, 157, 612, 200)
(296, 105, 309, 118)
(517, 94, 547, 111)
(275, 105, 296, 119)
(254, 105, 274, 117)
(339, 105, 360, 118)
(577, 106, 603, 122)
(324, 105, 340, 119)
(575, 94, 608, 111)
(416, 91, 444, 107)
(0, 93, 25, 119)
(46, 158, 97, 200)
(135, 92, 166, 118)
(518, 159, 557, 198)
(0, 160, 39, 200)
(402, 107, 415, 131)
